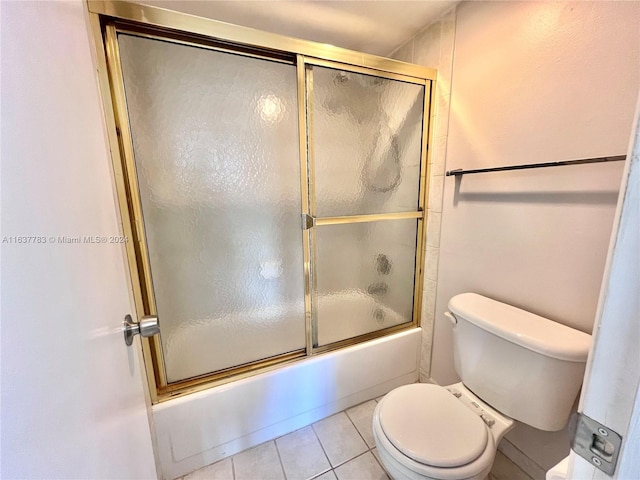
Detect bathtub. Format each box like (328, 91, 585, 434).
(164, 292, 411, 382)
(152, 325, 421, 479)
(316, 291, 409, 346)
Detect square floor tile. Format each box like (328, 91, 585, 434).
(334, 452, 389, 480)
(183, 457, 233, 480)
(346, 400, 377, 447)
(313, 413, 368, 467)
(276, 426, 331, 480)
(233, 441, 285, 480)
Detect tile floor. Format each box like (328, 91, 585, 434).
(178, 396, 534, 480)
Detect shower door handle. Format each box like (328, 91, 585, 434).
(302, 213, 316, 230)
(123, 314, 159, 346)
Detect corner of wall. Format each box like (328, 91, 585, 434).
(390, 6, 457, 382)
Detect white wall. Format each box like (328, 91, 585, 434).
(618, 383, 640, 478)
(1, 2, 157, 478)
(397, 1, 640, 476)
(430, 0, 640, 475)
(569, 94, 640, 480)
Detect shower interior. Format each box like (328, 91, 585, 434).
(103, 15, 433, 400)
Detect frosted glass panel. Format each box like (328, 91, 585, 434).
(314, 220, 417, 346)
(312, 67, 425, 217)
(118, 34, 304, 382)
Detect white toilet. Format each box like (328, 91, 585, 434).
(373, 293, 591, 480)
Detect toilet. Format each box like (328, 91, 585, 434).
(373, 293, 591, 480)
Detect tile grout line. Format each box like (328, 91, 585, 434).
(353, 398, 390, 477)
(309, 467, 334, 480)
(272, 439, 288, 480)
(178, 394, 527, 480)
(181, 397, 387, 480)
(330, 448, 372, 471)
(370, 450, 389, 478)
(344, 401, 389, 475)
(230, 455, 236, 480)
(344, 406, 389, 477)
(309, 421, 338, 477)
(364, 445, 391, 479)
(329, 412, 369, 469)
(310, 415, 367, 474)
(499, 438, 546, 477)
(496, 451, 536, 480)
(331, 451, 369, 479)
(344, 407, 369, 448)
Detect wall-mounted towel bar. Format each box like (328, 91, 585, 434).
(445, 155, 627, 177)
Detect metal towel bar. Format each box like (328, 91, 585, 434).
(445, 155, 626, 177)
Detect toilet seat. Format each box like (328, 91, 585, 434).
(373, 384, 497, 480)
(379, 384, 488, 467)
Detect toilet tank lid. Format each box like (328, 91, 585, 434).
(448, 293, 591, 362)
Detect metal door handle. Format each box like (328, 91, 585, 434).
(302, 213, 316, 230)
(124, 314, 159, 346)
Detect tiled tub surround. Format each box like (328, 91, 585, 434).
(390, 7, 456, 382)
(153, 329, 421, 479)
(178, 396, 534, 480)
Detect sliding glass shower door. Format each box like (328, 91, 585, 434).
(306, 65, 426, 347)
(116, 33, 305, 383)
(104, 19, 432, 398)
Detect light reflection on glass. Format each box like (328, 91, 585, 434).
(257, 94, 284, 124)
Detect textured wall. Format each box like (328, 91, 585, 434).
(394, 1, 640, 476)
(434, 0, 639, 475)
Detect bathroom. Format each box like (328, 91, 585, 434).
(2, 1, 639, 480)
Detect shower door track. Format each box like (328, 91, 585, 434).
(88, 0, 436, 403)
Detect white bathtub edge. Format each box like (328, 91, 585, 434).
(153, 327, 421, 479)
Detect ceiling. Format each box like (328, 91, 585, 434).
(138, 1, 459, 56)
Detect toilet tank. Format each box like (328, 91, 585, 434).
(448, 293, 591, 431)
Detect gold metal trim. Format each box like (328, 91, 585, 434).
(418, 82, 433, 215)
(104, 23, 169, 396)
(413, 80, 435, 327)
(303, 57, 427, 85)
(312, 323, 417, 354)
(160, 350, 307, 399)
(103, 22, 326, 401)
(114, 25, 295, 65)
(88, 14, 160, 403)
(315, 211, 424, 226)
(88, 1, 436, 80)
(305, 63, 320, 349)
(297, 55, 313, 357)
(92, 4, 436, 402)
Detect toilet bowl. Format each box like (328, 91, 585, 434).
(373, 293, 591, 480)
(373, 383, 513, 480)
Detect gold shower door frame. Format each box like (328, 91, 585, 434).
(88, 1, 436, 403)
